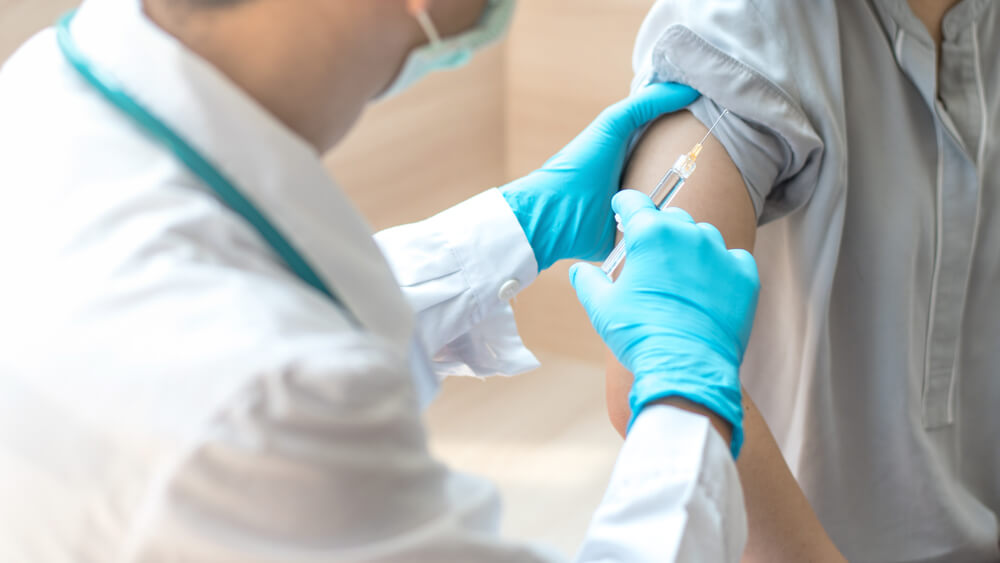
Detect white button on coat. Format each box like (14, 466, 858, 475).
(498, 279, 521, 301)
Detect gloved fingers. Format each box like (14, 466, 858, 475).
(697, 222, 727, 248)
(569, 262, 612, 311)
(661, 207, 696, 224)
(611, 189, 658, 228)
(601, 82, 700, 139)
(615, 196, 701, 255)
(728, 248, 761, 288)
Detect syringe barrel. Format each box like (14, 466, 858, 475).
(600, 155, 696, 279)
(648, 169, 687, 209)
(600, 240, 628, 277)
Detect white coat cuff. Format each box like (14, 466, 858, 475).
(376, 189, 540, 380)
(428, 189, 540, 378)
(443, 188, 539, 319)
(577, 405, 747, 562)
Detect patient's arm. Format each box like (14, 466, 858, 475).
(606, 110, 845, 562)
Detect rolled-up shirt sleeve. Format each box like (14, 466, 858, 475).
(375, 189, 540, 380)
(631, 0, 830, 224)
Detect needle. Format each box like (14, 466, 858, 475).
(699, 109, 729, 145)
(688, 109, 730, 160)
(603, 108, 732, 278)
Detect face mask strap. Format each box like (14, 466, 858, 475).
(377, 0, 511, 101)
(413, 10, 442, 45)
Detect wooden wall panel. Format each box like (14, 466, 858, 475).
(0, 0, 81, 62)
(506, 0, 655, 177)
(325, 44, 506, 231)
(506, 0, 655, 363)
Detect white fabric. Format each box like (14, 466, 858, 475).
(631, 1, 1000, 561)
(577, 407, 746, 563)
(0, 0, 746, 561)
(375, 189, 541, 388)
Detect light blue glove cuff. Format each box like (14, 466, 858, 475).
(627, 359, 744, 459)
(501, 183, 548, 271)
(501, 181, 603, 272)
(500, 83, 700, 273)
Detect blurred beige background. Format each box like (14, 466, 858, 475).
(2, 1, 657, 556)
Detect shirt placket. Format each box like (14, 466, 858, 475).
(893, 26, 980, 429)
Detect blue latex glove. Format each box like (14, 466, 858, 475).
(569, 190, 759, 457)
(501, 83, 699, 271)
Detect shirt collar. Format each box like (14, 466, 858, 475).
(873, 0, 991, 47)
(69, 0, 415, 344)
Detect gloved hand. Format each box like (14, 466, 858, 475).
(569, 190, 759, 457)
(501, 83, 699, 271)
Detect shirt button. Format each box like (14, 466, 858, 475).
(498, 280, 521, 301)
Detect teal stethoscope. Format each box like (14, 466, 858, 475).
(56, 12, 359, 326)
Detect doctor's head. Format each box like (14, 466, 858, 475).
(143, 0, 514, 151)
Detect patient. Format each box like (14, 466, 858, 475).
(606, 1, 1000, 561)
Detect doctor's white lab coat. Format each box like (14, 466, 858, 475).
(0, 0, 746, 561)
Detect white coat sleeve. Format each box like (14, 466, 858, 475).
(374, 189, 541, 379)
(124, 331, 744, 562)
(577, 405, 748, 562)
(122, 331, 561, 563)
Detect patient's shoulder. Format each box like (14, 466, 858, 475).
(634, 0, 843, 110)
(633, 0, 847, 222)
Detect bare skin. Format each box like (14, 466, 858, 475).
(606, 1, 963, 561)
(908, 0, 963, 47)
(142, 0, 487, 152)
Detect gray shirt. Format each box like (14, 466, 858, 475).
(633, 0, 998, 560)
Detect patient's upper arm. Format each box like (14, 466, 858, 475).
(622, 109, 756, 252)
(604, 108, 757, 435)
(609, 0, 833, 432)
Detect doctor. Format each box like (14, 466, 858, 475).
(0, 0, 759, 561)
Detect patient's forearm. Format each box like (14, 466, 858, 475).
(738, 394, 846, 562)
(607, 361, 844, 561)
(606, 110, 844, 561)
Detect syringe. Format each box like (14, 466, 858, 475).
(600, 109, 729, 279)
